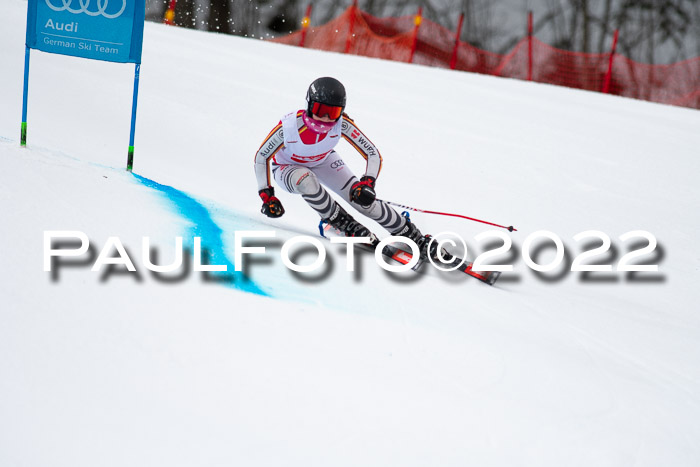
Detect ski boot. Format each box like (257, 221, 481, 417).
(393, 217, 452, 263)
(323, 205, 378, 244)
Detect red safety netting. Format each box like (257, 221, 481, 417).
(271, 6, 700, 110)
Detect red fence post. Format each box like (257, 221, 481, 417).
(527, 11, 533, 81)
(602, 29, 619, 94)
(299, 3, 313, 48)
(164, 0, 177, 25)
(449, 13, 464, 70)
(409, 7, 423, 63)
(344, 0, 358, 54)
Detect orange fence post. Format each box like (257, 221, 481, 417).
(449, 13, 464, 70)
(344, 0, 358, 54)
(163, 0, 177, 25)
(527, 11, 533, 81)
(299, 4, 313, 47)
(602, 29, 619, 94)
(409, 7, 423, 63)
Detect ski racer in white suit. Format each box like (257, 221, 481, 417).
(254, 77, 433, 253)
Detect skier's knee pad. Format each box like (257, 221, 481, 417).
(289, 168, 320, 195)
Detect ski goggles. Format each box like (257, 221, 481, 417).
(309, 101, 344, 121)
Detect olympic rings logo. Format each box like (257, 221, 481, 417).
(45, 0, 127, 19)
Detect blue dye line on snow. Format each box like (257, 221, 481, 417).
(132, 173, 268, 296)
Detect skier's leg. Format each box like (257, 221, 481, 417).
(272, 163, 335, 217)
(314, 152, 443, 258)
(272, 163, 371, 237)
(313, 152, 408, 234)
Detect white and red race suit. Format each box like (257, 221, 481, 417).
(254, 110, 382, 190)
(254, 109, 407, 234)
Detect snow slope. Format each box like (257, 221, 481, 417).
(2, 0, 700, 465)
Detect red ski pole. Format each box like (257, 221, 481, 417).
(382, 200, 517, 232)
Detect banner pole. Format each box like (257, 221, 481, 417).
(21, 46, 30, 146)
(449, 13, 464, 70)
(409, 7, 423, 64)
(299, 3, 313, 47)
(127, 63, 141, 172)
(527, 11, 533, 82)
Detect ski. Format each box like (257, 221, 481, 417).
(319, 222, 500, 285)
(380, 243, 501, 286)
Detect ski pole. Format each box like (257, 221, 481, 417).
(381, 200, 517, 232)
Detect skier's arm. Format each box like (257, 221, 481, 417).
(254, 122, 286, 218)
(254, 122, 285, 191)
(340, 114, 383, 179)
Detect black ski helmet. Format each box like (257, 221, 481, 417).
(306, 77, 346, 115)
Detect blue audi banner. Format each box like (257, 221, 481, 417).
(25, 0, 145, 63)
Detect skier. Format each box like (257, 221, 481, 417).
(253, 76, 437, 258)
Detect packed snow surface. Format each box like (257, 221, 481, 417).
(2, 1, 700, 465)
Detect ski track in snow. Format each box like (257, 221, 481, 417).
(132, 173, 268, 296)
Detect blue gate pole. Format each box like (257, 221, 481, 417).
(126, 63, 141, 172)
(21, 46, 30, 146)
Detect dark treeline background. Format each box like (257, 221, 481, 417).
(146, 0, 700, 64)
